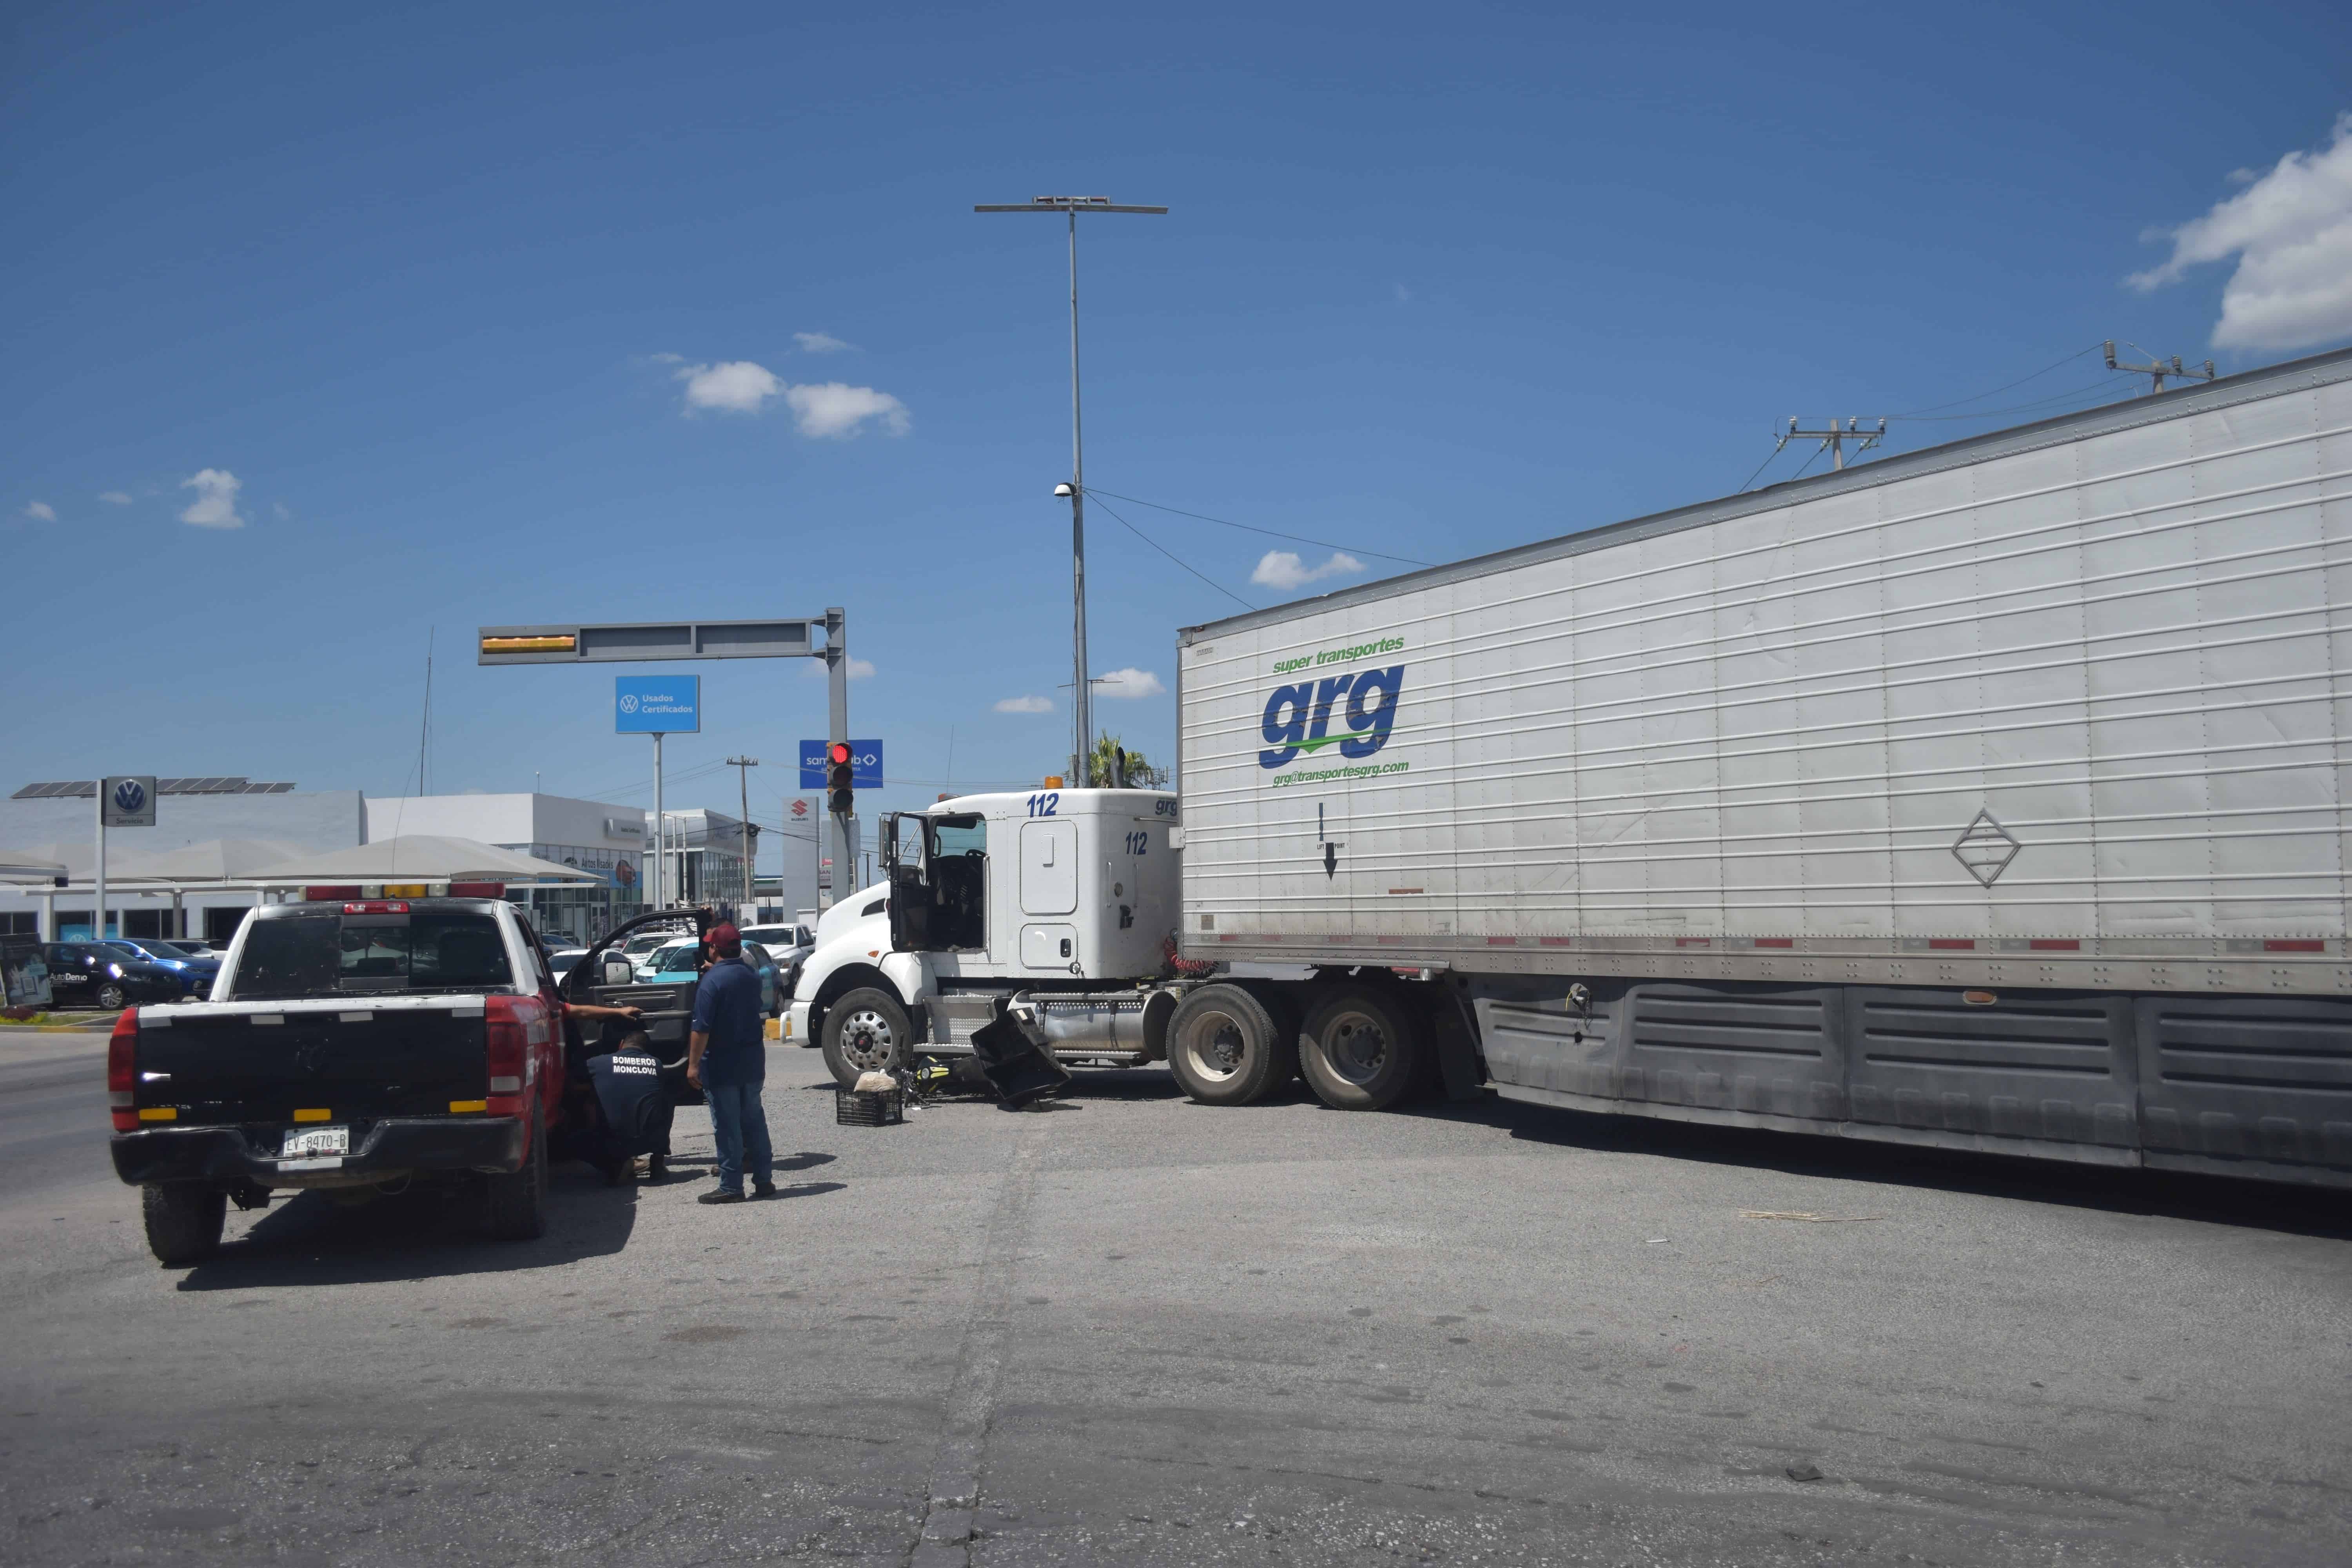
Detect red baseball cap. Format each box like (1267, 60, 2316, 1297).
(707, 922, 742, 955)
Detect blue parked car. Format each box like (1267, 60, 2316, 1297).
(104, 938, 220, 997)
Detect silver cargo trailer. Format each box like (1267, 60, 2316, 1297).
(1176, 345, 2352, 1187)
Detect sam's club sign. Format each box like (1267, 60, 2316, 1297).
(615, 675, 699, 733)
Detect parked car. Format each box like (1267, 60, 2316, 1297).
(637, 936, 783, 1016)
(545, 947, 589, 985)
(42, 942, 191, 1010)
(739, 923, 815, 996)
(104, 939, 221, 996)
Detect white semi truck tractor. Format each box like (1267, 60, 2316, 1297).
(784, 785, 1456, 1108)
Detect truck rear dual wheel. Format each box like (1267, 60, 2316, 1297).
(1299, 986, 1425, 1112)
(142, 1182, 225, 1267)
(1167, 984, 1297, 1106)
(823, 988, 913, 1089)
(484, 1108, 548, 1241)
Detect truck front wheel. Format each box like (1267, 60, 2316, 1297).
(142, 1183, 225, 1267)
(484, 1108, 548, 1241)
(1166, 984, 1295, 1106)
(1299, 986, 1425, 1111)
(823, 988, 913, 1089)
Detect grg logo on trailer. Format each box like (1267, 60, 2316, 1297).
(1257, 636, 1410, 786)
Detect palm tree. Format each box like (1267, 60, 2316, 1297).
(1089, 731, 1169, 789)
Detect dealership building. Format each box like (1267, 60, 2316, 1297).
(0, 778, 737, 945)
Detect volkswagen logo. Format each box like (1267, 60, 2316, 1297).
(112, 779, 147, 813)
(619, 693, 641, 714)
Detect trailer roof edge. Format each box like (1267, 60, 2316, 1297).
(1178, 342, 2352, 644)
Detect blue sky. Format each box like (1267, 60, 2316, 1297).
(5, 2, 2349, 867)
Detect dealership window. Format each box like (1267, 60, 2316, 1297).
(0, 912, 34, 936)
(205, 907, 247, 942)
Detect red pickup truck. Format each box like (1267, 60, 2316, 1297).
(107, 897, 707, 1265)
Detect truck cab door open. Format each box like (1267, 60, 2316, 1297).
(884, 813, 987, 954)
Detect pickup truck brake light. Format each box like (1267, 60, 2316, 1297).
(343, 901, 410, 914)
(107, 1010, 139, 1132)
(484, 996, 527, 1115)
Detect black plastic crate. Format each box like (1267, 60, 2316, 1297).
(835, 1086, 905, 1127)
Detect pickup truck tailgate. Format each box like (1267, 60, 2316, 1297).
(134, 997, 491, 1123)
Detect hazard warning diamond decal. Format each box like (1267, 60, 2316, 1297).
(1951, 809, 2021, 887)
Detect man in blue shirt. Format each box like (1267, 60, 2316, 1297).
(685, 923, 774, 1204)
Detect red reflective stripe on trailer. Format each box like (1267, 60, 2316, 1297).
(1753, 938, 1794, 948)
(1538, 937, 1575, 947)
(1486, 937, 1519, 946)
(2029, 939, 2080, 951)
(1675, 938, 1711, 948)
(2265, 939, 2326, 953)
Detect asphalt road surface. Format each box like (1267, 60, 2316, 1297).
(2, 1031, 2348, 1567)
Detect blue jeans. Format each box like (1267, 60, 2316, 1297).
(703, 1081, 773, 1194)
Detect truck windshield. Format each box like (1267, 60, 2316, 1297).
(233, 912, 514, 998)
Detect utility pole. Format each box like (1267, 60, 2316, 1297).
(2105, 341, 2215, 395)
(726, 755, 758, 920)
(975, 194, 1167, 786)
(1775, 416, 1887, 472)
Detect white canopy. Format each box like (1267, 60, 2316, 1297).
(0, 848, 69, 884)
(246, 835, 603, 886)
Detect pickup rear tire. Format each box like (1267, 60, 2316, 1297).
(142, 1183, 225, 1267)
(822, 988, 913, 1089)
(1166, 984, 1294, 1106)
(1299, 985, 1425, 1111)
(484, 1108, 548, 1241)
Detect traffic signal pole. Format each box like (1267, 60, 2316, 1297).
(824, 606, 854, 899)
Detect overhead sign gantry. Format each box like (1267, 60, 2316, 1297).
(479, 612, 855, 909)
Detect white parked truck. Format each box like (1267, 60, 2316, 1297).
(798, 343, 2352, 1187)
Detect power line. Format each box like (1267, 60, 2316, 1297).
(1087, 492, 1258, 610)
(1887, 343, 2105, 417)
(1889, 375, 2139, 422)
(1084, 487, 1430, 566)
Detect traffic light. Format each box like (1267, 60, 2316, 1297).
(826, 740, 855, 815)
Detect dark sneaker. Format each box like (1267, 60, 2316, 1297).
(646, 1154, 667, 1181)
(697, 1189, 745, 1205)
(753, 1181, 777, 1199)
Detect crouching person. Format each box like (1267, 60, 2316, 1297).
(586, 1031, 674, 1185)
(685, 922, 773, 1204)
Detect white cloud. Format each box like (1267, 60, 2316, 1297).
(2129, 112, 2352, 351)
(1250, 549, 1366, 591)
(272, 501, 292, 521)
(1093, 667, 1166, 699)
(995, 694, 1054, 714)
(784, 381, 910, 439)
(677, 360, 784, 413)
(97, 491, 131, 505)
(1393, 282, 1412, 304)
(178, 469, 244, 529)
(802, 656, 877, 681)
(674, 360, 909, 437)
(793, 331, 852, 354)
(646, 351, 684, 363)
(22, 501, 55, 521)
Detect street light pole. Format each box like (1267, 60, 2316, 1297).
(975, 195, 1167, 786)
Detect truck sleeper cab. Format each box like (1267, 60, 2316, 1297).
(790, 788, 1187, 1087)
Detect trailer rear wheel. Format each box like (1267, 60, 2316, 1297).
(142, 1183, 225, 1267)
(1299, 986, 1424, 1111)
(1166, 984, 1294, 1105)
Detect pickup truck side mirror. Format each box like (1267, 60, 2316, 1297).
(602, 957, 636, 987)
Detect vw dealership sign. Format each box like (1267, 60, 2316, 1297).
(615, 675, 699, 733)
(101, 775, 157, 827)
